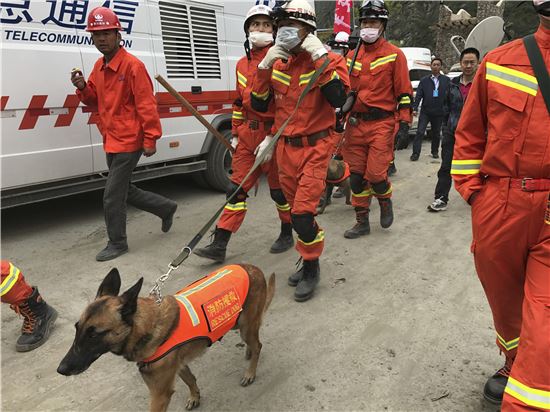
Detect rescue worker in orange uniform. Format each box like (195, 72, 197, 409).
(71, 7, 177, 262)
(195, 5, 293, 263)
(452, 1, 550, 408)
(1, 260, 58, 352)
(342, 0, 413, 239)
(251, 0, 350, 302)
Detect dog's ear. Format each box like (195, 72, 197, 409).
(119, 277, 143, 325)
(96, 268, 121, 298)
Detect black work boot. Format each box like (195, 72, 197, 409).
(270, 222, 294, 254)
(194, 228, 231, 263)
(344, 208, 370, 239)
(288, 263, 303, 287)
(388, 161, 397, 176)
(11, 287, 58, 352)
(96, 243, 128, 262)
(378, 198, 394, 228)
(483, 360, 513, 405)
(294, 259, 320, 302)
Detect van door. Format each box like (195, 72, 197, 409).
(1, 1, 93, 190)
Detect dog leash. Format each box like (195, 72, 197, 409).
(149, 57, 331, 303)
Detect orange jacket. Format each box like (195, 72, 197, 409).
(232, 47, 276, 136)
(252, 51, 350, 137)
(346, 38, 413, 123)
(77, 47, 162, 153)
(142, 265, 250, 364)
(451, 25, 550, 203)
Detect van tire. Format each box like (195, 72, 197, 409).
(204, 129, 232, 192)
(192, 171, 211, 189)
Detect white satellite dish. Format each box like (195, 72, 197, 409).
(464, 16, 505, 59)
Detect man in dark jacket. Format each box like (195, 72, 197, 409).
(410, 57, 450, 161)
(427, 48, 480, 212)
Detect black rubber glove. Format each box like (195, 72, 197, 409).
(395, 122, 410, 150)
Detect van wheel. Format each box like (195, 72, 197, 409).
(204, 129, 232, 191)
(192, 171, 211, 189)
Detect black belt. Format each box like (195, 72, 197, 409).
(283, 130, 330, 147)
(352, 108, 393, 122)
(247, 119, 273, 131)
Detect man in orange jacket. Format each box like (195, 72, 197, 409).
(195, 4, 293, 263)
(71, 7, 177, 262)
(342, 0, 413, 239)
(1, 260, 57, 352)
(452, 1, 550, 409)
(251, 0, 350, 302)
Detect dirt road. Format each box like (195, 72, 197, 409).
(1, 145, 501, 412)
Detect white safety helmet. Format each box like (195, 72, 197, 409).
(273, 0, 317, 30)
(334, 31, 350, 43)
(244, 4, 273, 34)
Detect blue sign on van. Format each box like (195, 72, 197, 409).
(1, 0, 138, 34)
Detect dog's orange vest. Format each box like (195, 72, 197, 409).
(326, 161, 350, 184)
(142, 265, 250, 364)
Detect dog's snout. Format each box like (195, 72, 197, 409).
(57, 362, 71, 376)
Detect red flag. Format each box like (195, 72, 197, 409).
(334, 0, 351, 34)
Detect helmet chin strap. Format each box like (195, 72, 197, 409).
(244, 38, 252, 61)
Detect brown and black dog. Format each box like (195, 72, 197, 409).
(57, 264, 275, 412)
(317, 158, 352, 214)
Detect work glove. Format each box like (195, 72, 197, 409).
(254, 135, 274, 164)
(231, 136, 238, 151)
(258, 45, 290, 70)
(395, 122, 410, 150)
(301, 34, 328, 62)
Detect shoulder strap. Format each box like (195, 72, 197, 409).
(523, 34, 550, 114)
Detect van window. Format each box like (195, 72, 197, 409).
(409, 69, 431, 82)
(159, 1, 221, 79)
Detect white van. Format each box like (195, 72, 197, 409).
(1, 0, 249, 208)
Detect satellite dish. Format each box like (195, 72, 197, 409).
(464, 16, 505, 59)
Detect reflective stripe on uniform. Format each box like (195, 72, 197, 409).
(320, 70, 340, 86)
(232, 110, 244, 120)
(298, 230, 325, 246)
(252, 90, 270, 100)
(0, 263, 21, 297)
(272, 69, 291, 86)
(174, 268, 233, 327)
(370, 53, 397, 70)
(299, 70, 316, 86)
(275, 203, 291, 212)
(497, 333, 520, 351)
(505, 376, 550, 410)
(486, 62, 538, 96)
(237, 71, 247, 88)
(375, 184, 392, 196)
(224, 202, 247, 212)
(346, 58, 362, 72)
(399, 96, 411, 105)
(450, 159, 482, 175)
(352, 188, 373, 198)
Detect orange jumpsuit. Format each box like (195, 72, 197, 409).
(1, 260, 33, 305)
(218, 46, 291, 233)
(452, 25, 550, 412)
(342, 38, 412, 208)
(252, 51, 350, 260)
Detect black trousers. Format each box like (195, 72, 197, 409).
(104, 151, 175, 247)
(434, 131, 455, 203)
(412, 111, 444, 156)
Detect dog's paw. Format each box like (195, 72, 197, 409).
(240, 373, 256, 387)
(185, 396, 200, 410)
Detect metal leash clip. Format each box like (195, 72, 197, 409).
(149, 246, 192, 304)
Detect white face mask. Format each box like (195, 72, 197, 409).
(248, 31, 273, 48)
(360, 27, 381, 44)
(275, 26, 302, 51)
